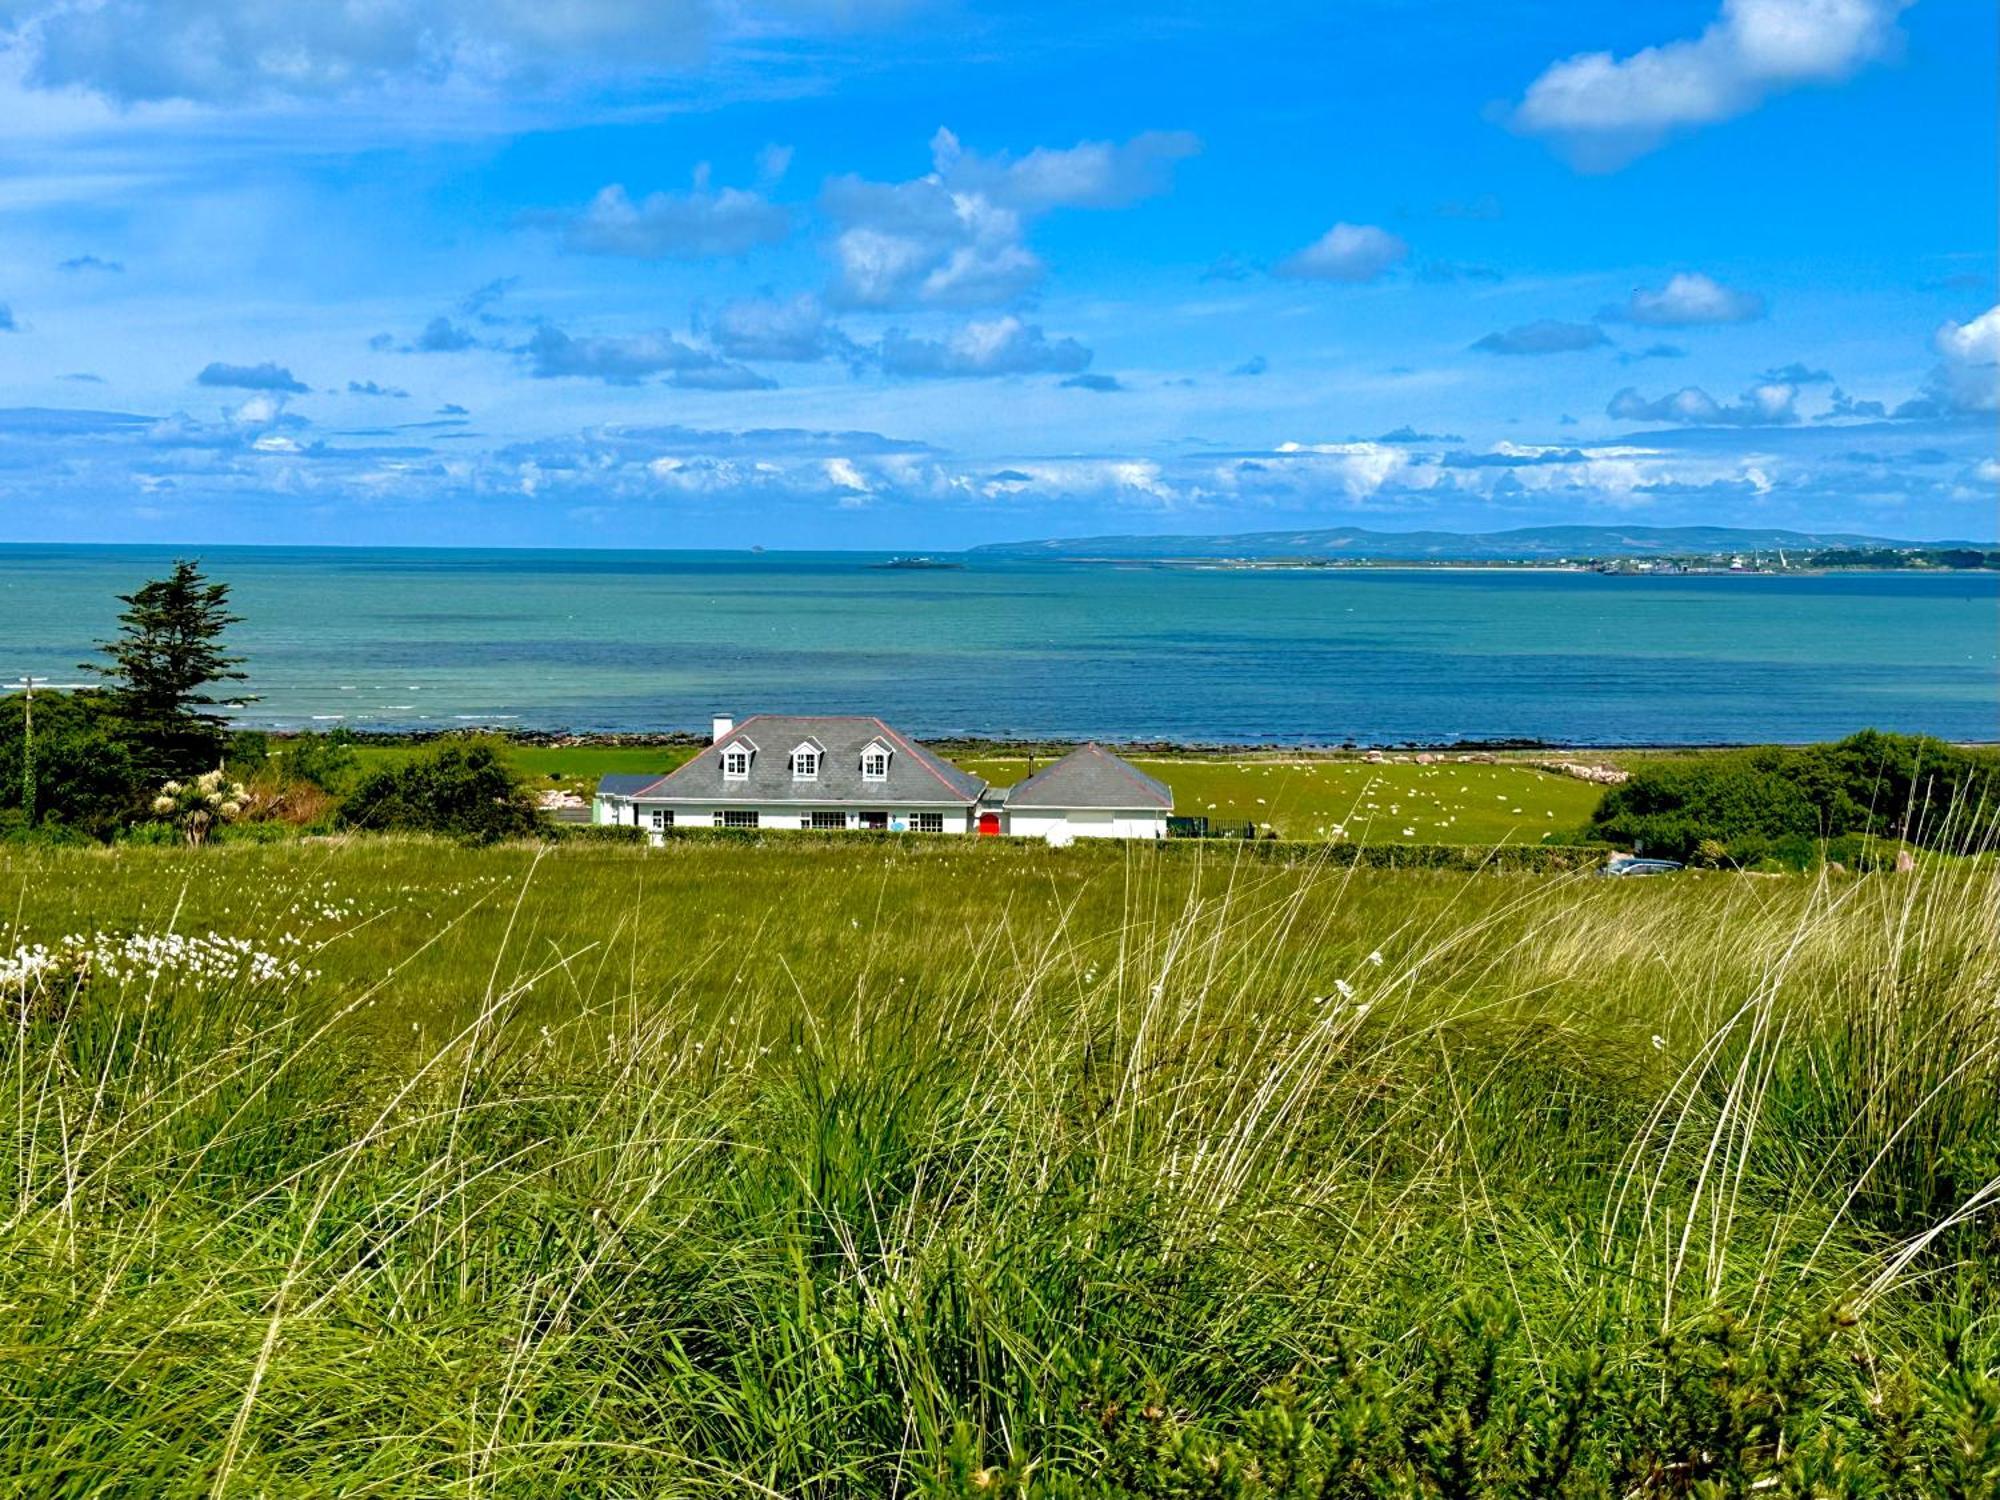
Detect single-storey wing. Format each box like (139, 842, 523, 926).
(994, 743, 1173, 841)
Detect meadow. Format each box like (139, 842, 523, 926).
(2, 835, 1997, 1494)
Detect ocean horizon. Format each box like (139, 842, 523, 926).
(4, 542, 1994, 746)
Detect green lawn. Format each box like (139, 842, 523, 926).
(337, 737, 1605, 842)
(0, 837, 1994, 1491)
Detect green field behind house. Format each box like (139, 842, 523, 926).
(2, 836, 1997, 1491)
(335, 738, 1606, 842)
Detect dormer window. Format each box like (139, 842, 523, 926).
(860, 741, 891, 782)
(789, 742, 822, 780)
(721, 745, 752, 780)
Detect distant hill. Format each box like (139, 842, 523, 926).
(970, 524, 1995, 561)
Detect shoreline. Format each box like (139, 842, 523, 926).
(254, 725, 2000, 757)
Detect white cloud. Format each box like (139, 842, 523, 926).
(822, 126, 1195, 309)
(877, 316, 1091, 377)
(1514, 0, 1912, 166)
(565, 174, 790, 260)
(1602, 272, 1766, 326)
(1922, 304, 2000, 414)
(1275, 223, 1408, 283)
(705, 293, 846, 362)
(1607, 380, 1801, 426)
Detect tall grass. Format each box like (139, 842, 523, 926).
(0, 838, 1996, 1493)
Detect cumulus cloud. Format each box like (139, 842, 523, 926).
(1230, 355, 1268, 377)
(522, 324, 772, 388)
(565, 172, 790, 260)
(0, 305, 14, 332)
(196, 360, 307, 393)
(1602, 272, 1766, 326)
(1275, 223, 1408, 283)
(1470, 320, 1610, 356)
(1060, 373, 1124, 393)
(346, 380, 409, 398)
(877, 316, 1091, 378)
(1606, 380, 1800, 426)
(823, 127, 1196, 309)
(931, 127, 1199, 212)
(1513, 0, 1913, 167)
(1917, 304, 1999, 414)
(58, 254, 122, 273)
(705, 293, 847, 362)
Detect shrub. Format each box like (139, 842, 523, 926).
(1591, 732, 2000, 861)
(337, 742, 541, 842)
(275, 728, 359, 792)
(0, 688, 142, 838)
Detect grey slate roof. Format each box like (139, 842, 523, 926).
(1003, 744, 1173, 810)
(597, 773, 665, 798)
(623, 716, 987, 806)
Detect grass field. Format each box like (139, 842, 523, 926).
(339, 738, 1605, 843)
(2, 836, 1997, 1493)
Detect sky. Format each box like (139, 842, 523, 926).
(0, 0, 1993, 549)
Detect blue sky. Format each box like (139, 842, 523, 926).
(0, 0, 1992, 548)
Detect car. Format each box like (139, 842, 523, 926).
(1598, 857, 1685, 877)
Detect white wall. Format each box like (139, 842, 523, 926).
(1005, 808, 1168, 841)
(604, 800, 977, 834)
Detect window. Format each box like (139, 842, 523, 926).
(859, 810, 888, 830)
(910, 811, 945, 834)
(809, 810, 847, 831)
(714, 809, 759, 829)
(791, 749, 820, 780)
(860, 743, 890, 781)
(721, 747, 751, 780)
(648, 809, 673, 831)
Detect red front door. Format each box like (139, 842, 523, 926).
(977, 812, 1001, 836)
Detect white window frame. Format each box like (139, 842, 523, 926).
(910, 811, 945, 834)
(714, 809, 760, 829)
(649, 808, 673, 831)
(721, 747, 752, 780)
(860, 742, 891, 782)
(808, 810, 847, 831)
(791, 746, 821, 780)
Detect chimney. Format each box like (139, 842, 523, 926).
(711, 714, 734, 743)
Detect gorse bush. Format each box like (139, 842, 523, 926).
(1591, 730, 2000, 862)
(337, 741, 541, 841)
(0, 838, 1995, 1492)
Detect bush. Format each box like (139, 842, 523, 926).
(274, 728, 358, 792)
(1591, 732, 2000, 861)
(0, 689, 142, 839)
(337, 743, 541, 842)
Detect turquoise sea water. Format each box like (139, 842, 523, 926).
(1, 545, 1994, 744)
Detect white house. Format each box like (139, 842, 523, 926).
(593, 715, 1172, 842)
(997, 743, 1173, 841)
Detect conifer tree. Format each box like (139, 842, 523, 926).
(84, 560, 248, 778)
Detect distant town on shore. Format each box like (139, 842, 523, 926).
(973, 523, 2000, 573)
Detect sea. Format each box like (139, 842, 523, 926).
(2, 544, 1995, 746)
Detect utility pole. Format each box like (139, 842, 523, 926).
(5, 677, 89, 826)
(20, 675, 32, 825)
